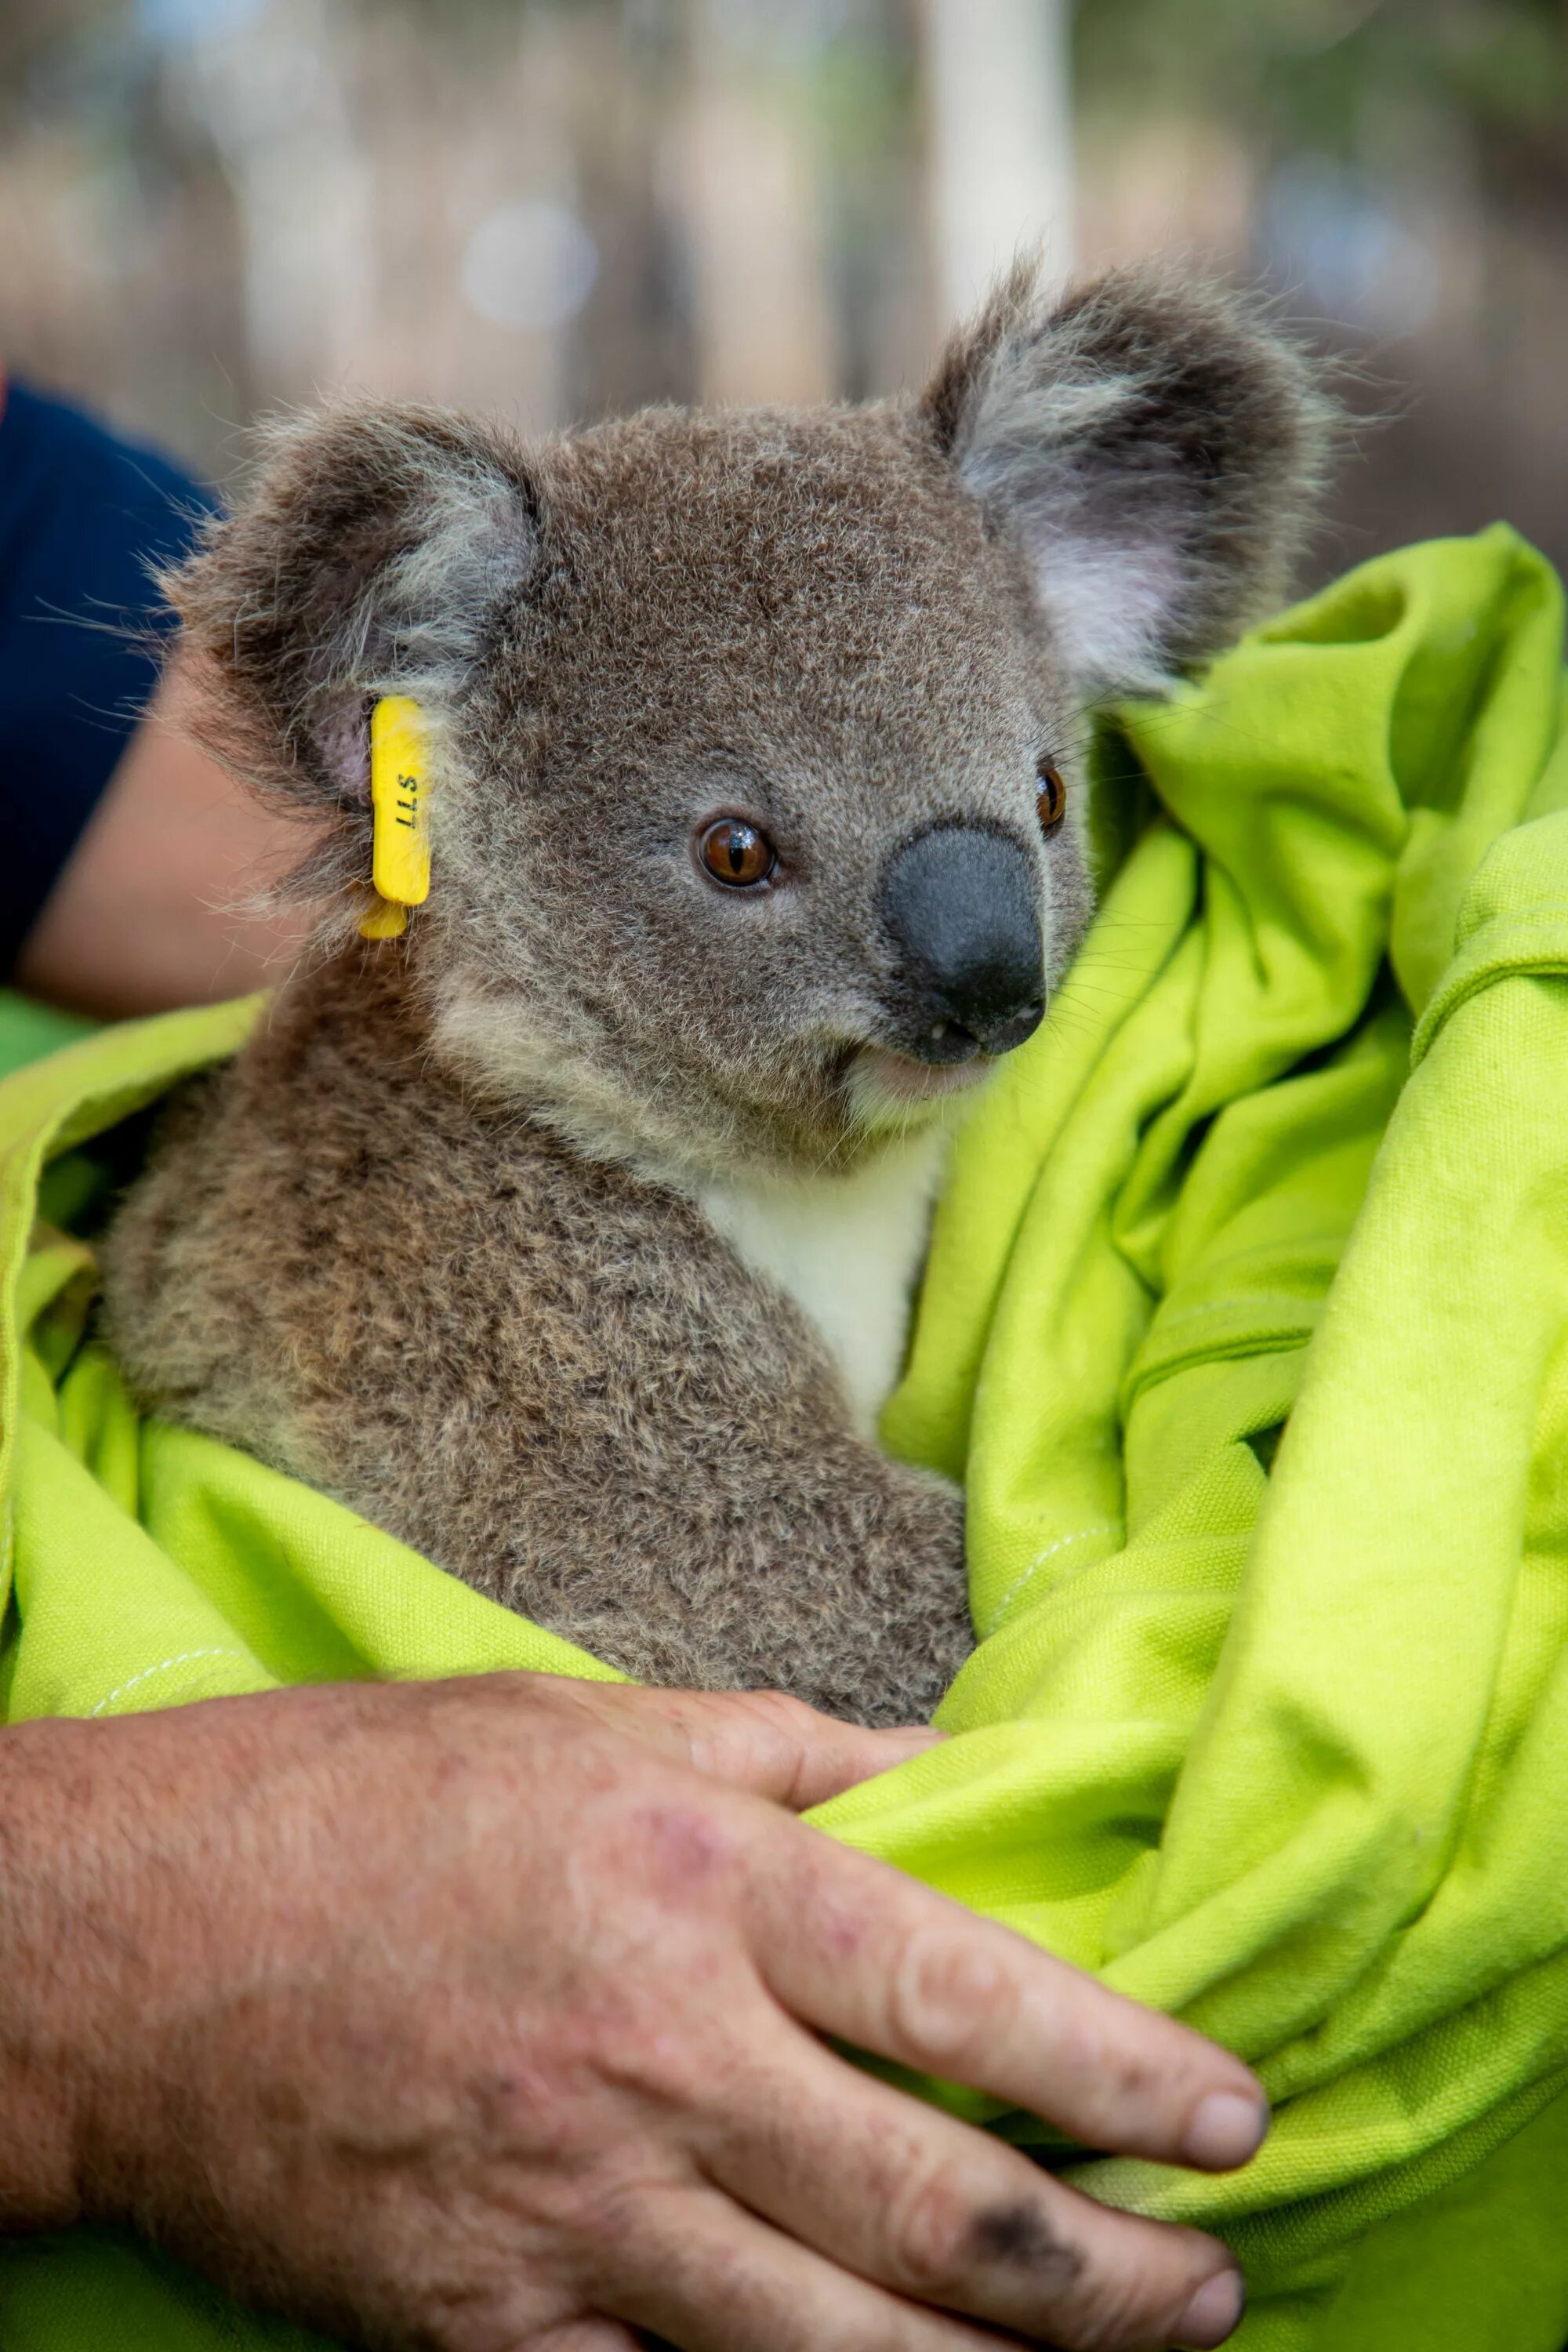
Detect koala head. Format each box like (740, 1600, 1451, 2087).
(171, 261, 1328, 1181)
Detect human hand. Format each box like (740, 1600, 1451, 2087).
(2, 1675, 1264, 2350)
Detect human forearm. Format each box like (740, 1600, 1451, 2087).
(14, 656, 313, 1020)
(0, 1711, 148, 2231)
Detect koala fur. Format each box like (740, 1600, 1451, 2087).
(101, 262, 1330, 1726)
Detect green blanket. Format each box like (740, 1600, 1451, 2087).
(4, 527, 1568, 2350)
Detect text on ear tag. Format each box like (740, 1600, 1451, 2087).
(368, 695, 431, 912)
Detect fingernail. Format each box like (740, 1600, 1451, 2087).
(1177, 2267, 1245, 2348)
(1181, 2090, 1269, 2171)
(885, 1725, 947, 1747)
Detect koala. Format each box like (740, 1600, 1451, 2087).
(100, 262, 1327, 1726)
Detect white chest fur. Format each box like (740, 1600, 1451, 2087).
(696, 1127, 951, 1435)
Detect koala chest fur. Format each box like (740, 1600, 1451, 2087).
(695, 1130, 950, 1436)
(101, 257, 1326, 1726)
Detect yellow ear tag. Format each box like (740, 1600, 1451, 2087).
(358, 894, 409, 939)
(358, 695, 431, 940)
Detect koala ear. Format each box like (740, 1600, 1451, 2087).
(923, 260, 1332, 698)
(165, 401, 536, 844)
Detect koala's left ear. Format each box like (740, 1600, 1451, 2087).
(923, 260, 1333, 697)
(165, 401, 538, 844)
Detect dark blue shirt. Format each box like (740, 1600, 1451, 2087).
(0, 379, 212, 966)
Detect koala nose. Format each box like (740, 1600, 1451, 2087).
(879, 825, 1045, 1063)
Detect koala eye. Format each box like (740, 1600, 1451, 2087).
(1036, 758, 1068, 837)
(697, 815, 778, 890)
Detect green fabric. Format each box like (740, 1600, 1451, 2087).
(0, 993, 93, 1077)
(4, 526, 1568, 2347)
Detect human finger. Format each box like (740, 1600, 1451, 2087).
(699, 2016, 1245, 2350)
(752, 1827, 1268, 2172)
(532, 1678, 943, 1809)
(526, 2322, 644, 2352)
(595, 2181, 1036, 2352)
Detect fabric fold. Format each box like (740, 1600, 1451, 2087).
(3, 527, 1568, 2348)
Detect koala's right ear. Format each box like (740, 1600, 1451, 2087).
(922, 260, 1330, 698)
(166, 403, 536, 829)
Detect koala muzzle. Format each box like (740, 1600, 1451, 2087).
(878, 825, 1045, 1064)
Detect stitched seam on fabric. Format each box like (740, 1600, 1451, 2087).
(1461, 909, 1568, 930)
(1413, 935, 1568, 1065)
(1152, 1293, 1321, 1334)
(90, 1647, 245, 1718)
(984, 1523, 1123, 1635)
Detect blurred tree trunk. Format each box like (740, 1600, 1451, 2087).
(174, 0, 376, 399)
(916, 0, 1076, 318)
(564, 0, 699, 420)
(675, 0, 836, 406)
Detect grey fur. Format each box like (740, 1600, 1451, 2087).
(102, 262, 1329, 1724)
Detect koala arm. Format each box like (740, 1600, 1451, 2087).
(332, 1140, 974, 1730)
(101, 964, 971, 1729)
(463, 1301, 973, 1730)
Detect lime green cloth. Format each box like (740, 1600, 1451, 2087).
(5, 527, 1568, 2349)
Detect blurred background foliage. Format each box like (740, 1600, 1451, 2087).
(1078, 0, 1567, 151)
(2, 0, 1565, 586)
